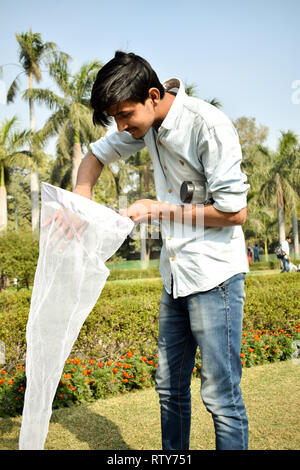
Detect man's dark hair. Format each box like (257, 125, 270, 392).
(90, 51, 165, 127)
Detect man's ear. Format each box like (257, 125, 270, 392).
(148, 87, 161, 106)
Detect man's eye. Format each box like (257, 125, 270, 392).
(122, 112, 131, 117)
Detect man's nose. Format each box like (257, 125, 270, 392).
(116, 118, 128, 132)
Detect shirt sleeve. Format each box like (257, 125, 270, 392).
(199, 123, 250, 212)
(90, 124, 146, 165)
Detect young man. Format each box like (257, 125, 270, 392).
(74, 51, 250, 450)
(280, 236, 292, 273)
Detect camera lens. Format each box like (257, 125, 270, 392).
(180, 181, 195, 203)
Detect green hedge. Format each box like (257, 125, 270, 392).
(0, 273, 299, 371)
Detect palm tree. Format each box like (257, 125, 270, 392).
(25, 56, 104, 190)
(260, 131, 300, 254)
(184, 81, 222, 108)
(0, 117, 32, 231)
(6, 29, 69, 232)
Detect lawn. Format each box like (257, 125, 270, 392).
(0, 360, 299, 451)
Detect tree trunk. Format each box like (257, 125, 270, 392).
(29, 72, 40, 233)
(31, 165, 40, 232)
(276, 173, 285, 244)
(0, 165, 7, 232)
(264, 238, 269, 262)
(72, 130, 82, 190)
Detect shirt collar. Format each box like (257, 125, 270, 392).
(159, 78, 186, 131)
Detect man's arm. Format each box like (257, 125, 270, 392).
(73, 151, 104, 199)
(121, 199, 247, 226)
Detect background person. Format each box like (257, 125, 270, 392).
(281, 236, 292, 273)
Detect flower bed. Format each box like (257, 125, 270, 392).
(0, 324, 299, 418)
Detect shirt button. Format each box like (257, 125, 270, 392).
(171, 256, 176, 261)
(179, 160, 184, 166)
(168, 236, 172, 240)
(168, 188, 173, 193)
(164, 165, 168, 170)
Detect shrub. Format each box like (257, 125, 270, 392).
(1, 325, 299, 417)
(0, 274, 299, 369)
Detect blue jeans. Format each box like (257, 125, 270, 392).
(155, 273, 248, 450)
(281, 256, 290, 273)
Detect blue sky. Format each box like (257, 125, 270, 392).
(0, 0, 299, 152)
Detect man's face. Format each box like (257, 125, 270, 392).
(107, 98, 156, 139)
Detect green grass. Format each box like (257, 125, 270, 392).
(1, 360, 299, 450)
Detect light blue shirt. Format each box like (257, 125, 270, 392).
(90, 78, 250, 298)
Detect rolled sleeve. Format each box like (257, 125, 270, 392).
(90, 125, 145, 165)
(200, 123, 250, 213)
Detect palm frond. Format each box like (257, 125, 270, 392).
(22, 87, 64, 109)
(6, 74, 22, 103)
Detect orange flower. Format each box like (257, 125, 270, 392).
(74, 357, 80, 365)
(0, 370, 7, 375)
(59, 394, 64, 399)
(113, 368, 118, 373)
(127, 352, 133, 358)
(9, 380, 15, 385)
(89, 359, 95, 365)
(240, 353, 245, 358)
(274, 349, 278, 354)
(242, 340, 247, 344)
(64, 373, 72, 380)
(123, 379, 128, 383)
(241, 361, 245, 365)
(123, 371, 130, 378)
(121, 355, 125, 359)
(192, 368, 196, 373)
(0, 379, 5, 385)
(148, 360, 153, 365)
(253, 335, 261, 341)
(116, 362, 122, 367)
(107, 361, 113, 366)
(18, 387, 24, 392)
(155, 363, 158, 368)
(98, 363, 103, 368)
(71, 368, 75, 372)
(142, 378, 146, 382)
(248, 348, 254, 353)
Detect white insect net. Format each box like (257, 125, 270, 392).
(19, 182, 134, 450)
